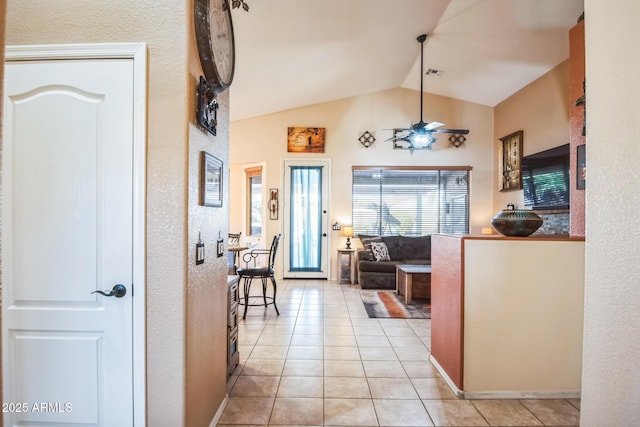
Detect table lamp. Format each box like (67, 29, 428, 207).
(342, 226, 354, 249)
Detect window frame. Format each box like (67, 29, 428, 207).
(245, 165, 263, 237)
(351, 165, 472, 237)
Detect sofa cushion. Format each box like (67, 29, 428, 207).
(381, 236, 401, 259)
(370, 241, 391, 261)
(401, 259, 431, 265)
(358, 259, 401, 274)
(396, 235, 431, 260)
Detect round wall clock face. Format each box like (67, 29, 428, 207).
(194, 0, 235, 92)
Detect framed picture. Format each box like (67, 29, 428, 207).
(577, 144, 586, 190)
(197, 77, 218, 136)
(287, 127, 326, 153)
(498, 130, 523, 192)
(201, 151, 223, 207)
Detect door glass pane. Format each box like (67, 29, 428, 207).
(289, 166, 322, 271)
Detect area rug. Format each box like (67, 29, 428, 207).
(360, 290, 431, 319)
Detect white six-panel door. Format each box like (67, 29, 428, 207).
(2, 46, 145, 427)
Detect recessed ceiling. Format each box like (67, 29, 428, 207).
(229, 0, 584, 121)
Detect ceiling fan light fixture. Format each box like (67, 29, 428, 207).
(410, 132, 436, 149)
(386, 34, 469, 151)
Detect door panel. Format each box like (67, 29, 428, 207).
(3, 58, 135, 426)
(283, 159, 330, 279)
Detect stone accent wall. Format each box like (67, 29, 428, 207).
(533, 209, 570, 235)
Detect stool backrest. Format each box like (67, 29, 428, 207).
(268, 234, 281, 269)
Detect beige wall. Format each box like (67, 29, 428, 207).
(493, 60, 570, 213)
(581, 1, 640, 425)
(231, 88, 495, 279)
(3, 1, 230, 426)
(463, 239, 584, 395)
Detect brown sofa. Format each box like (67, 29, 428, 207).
(356, 235, 431, 290)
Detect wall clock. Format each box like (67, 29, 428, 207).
(194, 0, 236, 93)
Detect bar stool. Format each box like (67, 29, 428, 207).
(237, 234, 281, 319)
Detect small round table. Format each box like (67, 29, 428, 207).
(228, 243, 256, 274)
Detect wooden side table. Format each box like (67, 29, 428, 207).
(337, 249, 356, 284)
(396, 264, 432, 305)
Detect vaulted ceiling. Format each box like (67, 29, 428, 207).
(229, 0, 584, 121)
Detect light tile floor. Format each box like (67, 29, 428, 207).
(218, 280, 581, 427)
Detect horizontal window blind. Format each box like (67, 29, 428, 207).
(352, 168, 469, 236)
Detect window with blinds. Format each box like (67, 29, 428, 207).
(352, 167, 470, 236)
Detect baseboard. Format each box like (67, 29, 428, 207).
(209, 394, 229, 427)
(429, 355, 581, 400)
(429, 355, 464, 398)
(463, 390, 581, 399)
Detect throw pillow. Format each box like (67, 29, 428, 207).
(370, 241, 391, 262)
(360, 236, 382, 253)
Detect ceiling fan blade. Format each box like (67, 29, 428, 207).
(384, 133, 411, 142)
(432, 128, 470, 135)
(425, 121, 444, 130)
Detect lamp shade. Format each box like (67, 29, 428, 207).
(341, 226, 354, 237)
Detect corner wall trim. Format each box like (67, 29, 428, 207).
(209, 394, 229, 427)
(430, 355, 464, 398)
(430, 355, 581, 400)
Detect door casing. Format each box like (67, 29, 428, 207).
(281, 158, 331, 279)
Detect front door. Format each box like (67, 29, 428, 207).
(2, 46, 145, 426)
(282, 159, 330, 279)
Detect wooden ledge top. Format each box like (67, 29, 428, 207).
(435, 233, 585, 242)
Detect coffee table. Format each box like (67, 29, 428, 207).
(396, 264, 432, 305)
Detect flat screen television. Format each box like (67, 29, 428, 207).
(522, 143, 570, 210)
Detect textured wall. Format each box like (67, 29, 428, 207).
(569, 21, 586, 236)
(581, 0, 640, 425)
(186, 36, 231, 426)
(4, 1, 195, 425)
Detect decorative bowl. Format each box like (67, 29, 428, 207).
(491, 208, 543, 237)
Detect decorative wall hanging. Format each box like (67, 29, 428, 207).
(449, 134, 466, 148)
(575, 79, 586, 136)
(201, 151, 223, 207)
(359, 131, 376, 148)
(577, 144, 586, 190)
(196, 232, 205, 265)
(197, 77, 219, 135)
(269, 188, 279, 220)
(287, 127, 326, 153)
(498, 130, 523, 192)
(216, 237, 225, 258)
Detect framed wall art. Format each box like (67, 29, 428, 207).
(287, 127, 326, 153)
(201, 151, 223, 207)
(498, 130, 523, 192)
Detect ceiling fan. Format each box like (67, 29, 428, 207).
(387, 34, 469, 150)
